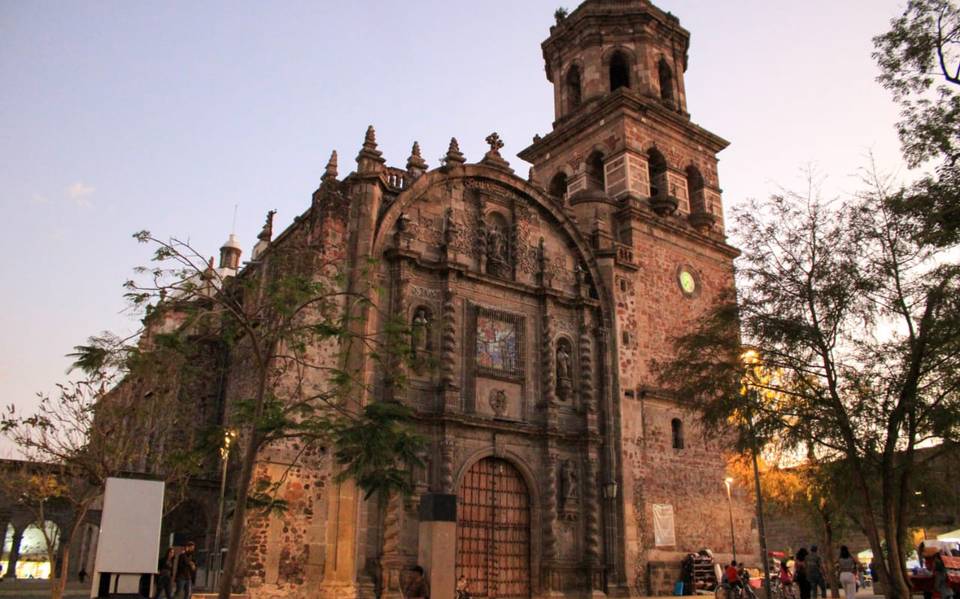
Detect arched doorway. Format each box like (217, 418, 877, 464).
(456, 457, 531, 599)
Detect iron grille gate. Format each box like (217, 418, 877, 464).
(456, 457, 531, 599)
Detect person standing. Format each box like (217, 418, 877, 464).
(795, 548, 811, 599)
(174, 542, 197, 599)
(934, 549, 955, 599)
(455, 574, 471, 599)
(808, 546, 826, 599)
(403, 565, 430, 599)
(154, 548, 174, 599)
(837, 545, 859, 599)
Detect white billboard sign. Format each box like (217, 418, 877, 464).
(94, 477, 165, 573)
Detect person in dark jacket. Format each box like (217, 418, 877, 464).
(174, 542, 197, 599)
(795, 548, 811, 599)
(154, 548, 174, 599)
(808, 545, 826, 599)
(404, 565, 430, 599)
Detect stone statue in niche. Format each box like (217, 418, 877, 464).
(484, 213, 512, 278)
(488, 388, 508, 418)
(488, 224, 506, 264)
(410, 307, 431, 375)
(556, 339, 573, 401)
(411, 307, 431, 355)
(559, 459, 579, 514)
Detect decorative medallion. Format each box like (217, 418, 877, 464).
(488, 388, 508, 417)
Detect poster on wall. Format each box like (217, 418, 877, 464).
(652, 503, 676, 547)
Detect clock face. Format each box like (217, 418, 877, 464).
(678, 269, 697, 295)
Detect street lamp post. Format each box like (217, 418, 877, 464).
(748, 415, 772, 599)
(741, 350, 772, 599)
(724, 477, 737, 563)
(210, 428, 236, 590)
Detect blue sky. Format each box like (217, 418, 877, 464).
(0, 0, 906, 456)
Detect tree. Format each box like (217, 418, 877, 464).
(874, 0, 960, 246)
(728, 450, 855, 599)
(657, 174, 960, 599)
(0, 372, 200, 599)
(118, 225, 424, 599)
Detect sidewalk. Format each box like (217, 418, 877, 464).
(0, 579, 90, 598)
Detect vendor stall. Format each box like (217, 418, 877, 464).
(909, 555, 960, 599)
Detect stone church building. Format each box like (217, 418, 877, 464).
(130, 1, 758, 598)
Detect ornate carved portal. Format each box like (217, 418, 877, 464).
(457, 458, 531, 599)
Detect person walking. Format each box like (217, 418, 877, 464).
(837, 545, 859, 599)
(795, 548, 811, 599)
(808, 546, 826, 599)
(174, 542, 197, 599)
(154, 548, 174, 599)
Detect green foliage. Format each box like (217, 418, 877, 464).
(69, 227, 432, 599)
(874, 0, 960, 247)
(554, 7, 569, 23)
(331, 401, 426, 500)
(247, 477, 289, 516)
(874, 0, 959, 165)
(656, 172, 960, 590)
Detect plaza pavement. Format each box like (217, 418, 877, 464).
(0, 579, 887, 599)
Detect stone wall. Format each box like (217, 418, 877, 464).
(240, 448, 331, 599)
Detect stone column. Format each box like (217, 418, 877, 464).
(6, 525, 24, 579)
(541, 453, 563, 596)
(584, 454, 606, 597)
(320, 478, 360, 599)
(440, 289, 458, 407)
(380, 492, 405, 599)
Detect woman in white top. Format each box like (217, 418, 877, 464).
(837, 545, 859, 599)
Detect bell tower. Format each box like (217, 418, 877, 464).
(519, 0, 728, 240)
(521, 3, 750, 592)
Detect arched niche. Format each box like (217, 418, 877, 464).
(586, 151, 606, 194)
(658, 57, 675, 103)
(609, 51, 631, 91)
(549, 171, 569, 201)
(565, 64, 582, 113)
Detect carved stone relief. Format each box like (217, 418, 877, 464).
(555, 338, 574, 402)
(408, 284, 442, 302)
(557, 520, 577, 559)
(559, 458, 579, 519)
(488, 388, 508, 417)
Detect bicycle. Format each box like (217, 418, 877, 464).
(769, 577, 798, 599)
(715, 571, 758, 599)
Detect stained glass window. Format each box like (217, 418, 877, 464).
(476, 314, 519, 374)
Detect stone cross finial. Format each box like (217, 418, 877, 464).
(323, 150, 338, 181)
(481, 132, 513, 173)
(444, 137, 466, 166)
(485, 132, 504, 153)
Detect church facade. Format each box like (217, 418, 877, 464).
(204, 1, 757, 598)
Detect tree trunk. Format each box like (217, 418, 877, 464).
(882, 497, 912, 599)
(819, 514, 839, 599)
(51, 546, 70, 599)
(217, 425, 264, 599)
